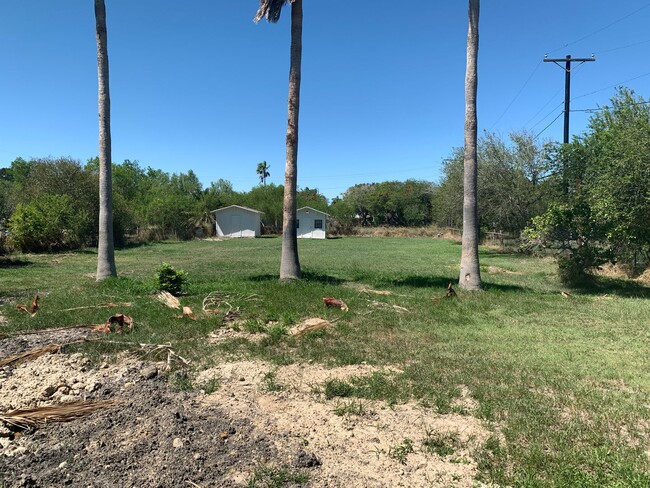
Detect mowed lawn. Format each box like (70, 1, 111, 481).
(1, 237, 649, 487)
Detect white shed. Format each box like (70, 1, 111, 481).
(296, 207, 328, 239)
(212, 205, 263, 238)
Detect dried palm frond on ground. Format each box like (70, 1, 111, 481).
(16, 294, 39, 316)
(432, 282, 457, 302)
(155, 291, 181, 309)
(291, 318, 335, 338)
(202, 291, 261, 315)
(0, 400, 116, 430)
(0, 344, 61, 368)
(59, 302, 132, 312)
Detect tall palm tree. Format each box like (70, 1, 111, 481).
(458, 0, 482, 290)
(256, 161, 271, 185)
(255, 0, 302, 280)
(94, 0, 117, 281)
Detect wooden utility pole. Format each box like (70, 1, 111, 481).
(544, 54, 595, 144)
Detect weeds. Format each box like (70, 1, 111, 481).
(246, 464, 309, 487)
(332, 399, 366, 417)
(262, 370, 284, 392)
(421, 428, 461, 457)
(389, 438, 415, 465)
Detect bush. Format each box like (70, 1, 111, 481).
(8, 194, 92, 252)
(154, 262, 188, 295)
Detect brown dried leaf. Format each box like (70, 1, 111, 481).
(323, 297, 349, 312)
(181, 306, 196, 320)
(93, 314, 134, 334)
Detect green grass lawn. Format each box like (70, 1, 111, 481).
(1, 237, 649, 487)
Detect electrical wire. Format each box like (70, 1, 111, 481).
(547, 2, 650, 55)
(571, 71, 650, 101)
(489, 61, 543, 130)
(534, 111, 564, 139)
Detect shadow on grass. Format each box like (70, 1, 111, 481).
(249, 271, 346, 285)
(571, 276, 650, 299)
(391, 275, 528, 293)
(0, 257, 32, 268)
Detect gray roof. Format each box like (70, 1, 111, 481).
(211, 205, 264, 214)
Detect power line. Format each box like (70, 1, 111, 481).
(489, 61, 542, 130)
(534, 111, 564, 139)
(571, 71, 650, 102)
(596, 38, 650, 55)
(547, 2, 650, 55)
(570, 100, 650, 113)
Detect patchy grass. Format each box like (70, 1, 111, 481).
(1, 237, 649, 486)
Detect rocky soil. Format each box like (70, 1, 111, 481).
(1, 330, 494, 487)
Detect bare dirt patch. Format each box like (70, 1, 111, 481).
(1, 339, 494, 487)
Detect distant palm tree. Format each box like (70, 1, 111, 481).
(94, 0, 117, 281)
(459, 0, 482, 290)
(255, 0, 302, 280)
(257, 161, 271, 185)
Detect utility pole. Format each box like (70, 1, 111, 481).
(544, 54, 595, 144)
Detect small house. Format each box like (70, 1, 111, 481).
(212, 205, 263, 238)
(296, 207, 328, 239)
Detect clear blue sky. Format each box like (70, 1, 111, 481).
(1, 1, 649, 200)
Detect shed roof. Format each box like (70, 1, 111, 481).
(297, 206, 329, 217)
(211, 205, 264, 214)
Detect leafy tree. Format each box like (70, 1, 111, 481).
(94, 0, 117, 280)
(523, 88, 650, 280)
(256, 0, 303, 280)
(297, 187, 328, 213)
(459, 0, 482, 290)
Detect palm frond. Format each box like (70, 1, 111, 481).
(254, 0, 292, 23)
(1, 400, 117, 430)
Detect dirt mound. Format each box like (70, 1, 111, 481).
(1, 343, 495, 487)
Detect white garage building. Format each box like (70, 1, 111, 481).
(296, 207, 328, 239)
(212, 205, 263, 238)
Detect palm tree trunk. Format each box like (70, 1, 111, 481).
(459, 0, 482, 290)
(279, 0, 302, 280)
(94, 0, 117, 281)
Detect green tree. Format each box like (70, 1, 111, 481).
(256, 0, 303, 280)
(9, 194, 91, 252)
(256, 161, 271, 185)
(523, 88, 650, 280)
(95, 0, 117, 280)
(459, 0, 482, 290)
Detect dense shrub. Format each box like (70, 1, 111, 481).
(8, 194, 92, 252)
(154, 262, 188, 296)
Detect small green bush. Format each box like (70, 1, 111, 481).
(154, 262, 188, 295)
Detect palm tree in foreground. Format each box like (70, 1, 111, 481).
(94, 0, 117, 281)
(255, 0, 302, 280)
(459, 0, 482, 290)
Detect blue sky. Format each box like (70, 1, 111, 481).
(1, 1, 649, 200)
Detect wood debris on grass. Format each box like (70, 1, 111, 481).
(561, 291, 571, 298)
(0, 400, 117, 431)
(202, 291, 261, 315)
(432, 282, 457, 302)
(291, 318, 334, 338)
(155, 291, 181, 309)
(58, 302, 132, 312)
(177, 306, 196, 320)
(16, 294, 39, 316)
(365, 300, 411, 314)
(323, 297, 349, 312)
(0, 344, 61, 368)
(92, 314, 133, 334)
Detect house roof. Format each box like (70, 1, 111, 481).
(297, 206, 329, 217)
(211, 205, 264, 214)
